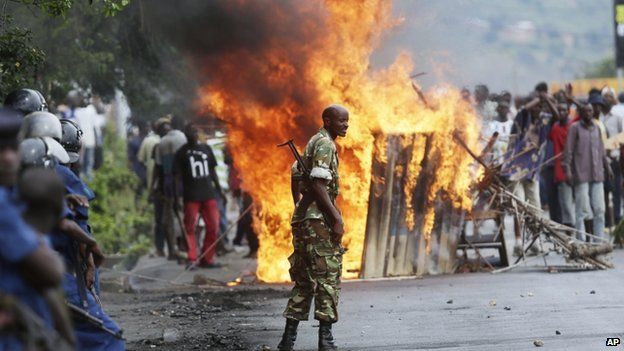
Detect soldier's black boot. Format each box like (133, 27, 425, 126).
(277, 318, 299, 351)
(318, 321, 337, 351)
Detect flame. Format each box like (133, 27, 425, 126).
(226, 277, 243, 287)
(196, 0, 480, 282)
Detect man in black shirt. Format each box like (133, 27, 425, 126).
(174, 123, 224, 268)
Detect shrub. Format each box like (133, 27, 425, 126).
(89, 125, 152, 257)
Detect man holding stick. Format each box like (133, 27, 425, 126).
(503, 90, 559, 256)
(278, 104, 349, 351)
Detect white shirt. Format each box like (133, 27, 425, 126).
(75, 105, 98, 148)
(610, 103, 624, 117)
(601, 109, 624, 159)
(485, 119, 514, 165)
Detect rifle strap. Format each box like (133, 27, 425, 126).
(297, 134, 337, 223)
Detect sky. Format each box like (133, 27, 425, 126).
(372, 0, 614, 94)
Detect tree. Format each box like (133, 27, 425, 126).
(0, 0, 129, 97)
(583, 57, 616, 79)
(0, 26, 46, 95)
(6, 0, 198, 122)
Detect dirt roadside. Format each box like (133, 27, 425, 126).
(104, 286, 287, 351)
(98, 251, 286, 351)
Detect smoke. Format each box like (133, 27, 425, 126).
(144, 0, 331, 131)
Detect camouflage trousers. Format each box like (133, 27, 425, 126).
(283, 219, 343, 323)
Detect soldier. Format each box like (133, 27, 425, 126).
(55, 118, 125, 350)
(278, 104, 349, 351)
(0, 107, 74, 349)
(16, 167, 77, 350)
(18, 111, 121, 349)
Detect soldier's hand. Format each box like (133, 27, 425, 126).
(66, 194, 89, 210)
(333, 233, 343, 247)
(89, 244, 105, 267)
(85, 265, 96, 290)
(332, 217, 345, 235)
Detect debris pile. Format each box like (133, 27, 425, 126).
(454, 132, 613, 271)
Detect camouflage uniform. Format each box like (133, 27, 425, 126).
(284, 127, 343, 323)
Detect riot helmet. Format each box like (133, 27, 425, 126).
(60, 119, 82, 163)
(19, 111, 63, 141)
(19, 136, 69, 169)
(4, 89, 48, 116)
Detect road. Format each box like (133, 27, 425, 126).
(106, 235, 624, 350)
(239, 251, 624, 351)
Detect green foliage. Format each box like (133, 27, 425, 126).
(13, 0, 128, 18)
(0, 23, 46, 95)
(0, 0, 132, 98)
(583, 57, 616, 79)
(89, 125, 152, 256)
(5, 0, 196, 121)
(15, 0, 73, 17)
(101, 0, 131, 17)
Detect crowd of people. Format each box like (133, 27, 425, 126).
(471, 82, 624, 255)
(0, 86, 259, 350)
(3, 79, 622, 349)
(0, 88, 123, 350)
(125, 113, 258, 270)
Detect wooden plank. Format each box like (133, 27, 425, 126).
(387, 135, 412, 276)
(437, 201, 453, 273)
(361, 134, 387, 278)
(374, 136, 399, 278)
(468, 210, 503, 221)
(362, 132, 468, 278)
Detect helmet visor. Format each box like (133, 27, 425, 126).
(42, 136, 69, 164)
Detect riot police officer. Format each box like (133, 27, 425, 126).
(56, 118, 126, 350)
(0, 107, 74, 349)
(4, 88, 48, 116)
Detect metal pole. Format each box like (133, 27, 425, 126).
(618, 67, 623, 93)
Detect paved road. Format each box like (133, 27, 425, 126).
(240, 250, 624, 351)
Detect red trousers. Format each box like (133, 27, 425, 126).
(183, 199, 219, 264)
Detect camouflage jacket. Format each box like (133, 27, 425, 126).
(291, 128, 340, 224)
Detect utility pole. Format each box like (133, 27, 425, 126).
(615, 0, 624, 92)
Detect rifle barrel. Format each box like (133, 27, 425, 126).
(278, 140, 310, 176)
(67, 303, 124, 340)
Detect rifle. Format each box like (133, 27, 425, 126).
(67, 303, 124, 340)
(278, 139, 314, 214)
(0, 294, 73, 351)
(278, 139, 310, 177)
(277, 139, 334, 230)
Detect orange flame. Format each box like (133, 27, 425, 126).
(197, 0, 480, 282)
(226, 277, 243, 287)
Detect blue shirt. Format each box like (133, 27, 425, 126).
(56, 164, 95, 235)
(53, 165, 95, 300)
(0, 187, 54, 332)
(128, 135, 147, 182)
(49, 203, 76, 270)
